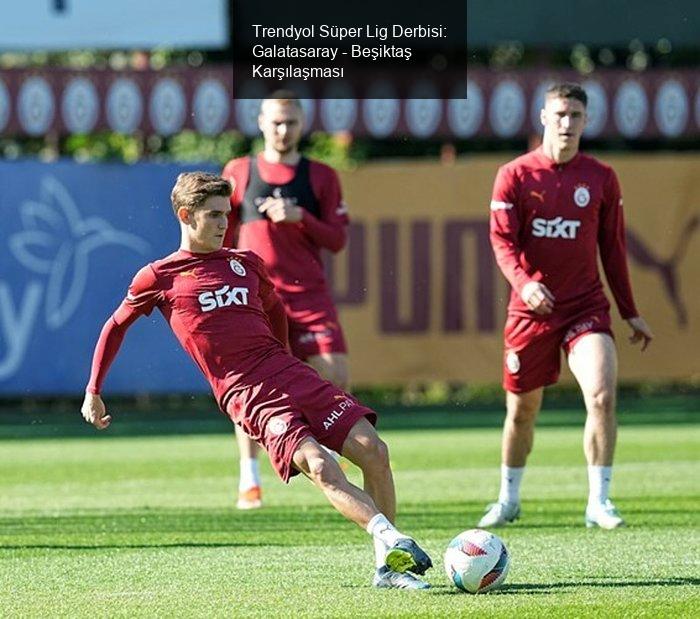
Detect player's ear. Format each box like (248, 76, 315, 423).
(258, 113, 265, 132)
(540, 108, 547, 128)
(177, 206, 192, 225)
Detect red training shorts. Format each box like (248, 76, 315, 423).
(283, 291, 347, 360)
(225, 359, 375, 482)
(502, 307, 613, 393)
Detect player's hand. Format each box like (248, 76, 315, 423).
(81, 392, 112, 430)
(626, 316, 653, 351)
(521, 281, 555, 315)
(258, 198, 303, 223)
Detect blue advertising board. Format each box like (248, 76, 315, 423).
(0, 159, 219, 395)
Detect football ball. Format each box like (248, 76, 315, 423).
(444, 529, 510, 593)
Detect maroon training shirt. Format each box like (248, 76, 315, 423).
(86, 249, 296, 410)
(222, 154, 348, 298)
(490, 147, 638, 319)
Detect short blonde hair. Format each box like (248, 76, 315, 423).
(261, 89, 303, 113)
(170, 172, 231, 216)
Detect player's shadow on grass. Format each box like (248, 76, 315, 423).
(428, 577, 700, 596)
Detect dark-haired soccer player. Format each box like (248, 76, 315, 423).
(479, 83, 653, 529)
(81, 172, 432, 589)
(222, 93, 350, 510)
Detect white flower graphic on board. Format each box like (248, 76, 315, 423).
(9, 176, 150, 329)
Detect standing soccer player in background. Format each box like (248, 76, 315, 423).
(81, 172, 432, 590)
(222, 93, 350, 509)
(480, 83, 653, 529)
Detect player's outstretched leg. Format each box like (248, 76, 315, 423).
(340, 418, 433, 585)
(568, 333, 625, 529)
(479, 389, 543, 528)
(235, 425, 263, 510)
(292, 430, 431, 589)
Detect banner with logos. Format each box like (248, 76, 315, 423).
(0, 1, 228, 50)
(0, 155, 698, 395)
(0, 67, 698, 139)
(336, 154, 700, 384)
(0, 160, 216, 395)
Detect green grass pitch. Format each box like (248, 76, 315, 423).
(0, 409, 698, 617)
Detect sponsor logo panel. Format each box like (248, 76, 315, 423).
(532, 217, 581, 239)
(198, 285, 249, 312)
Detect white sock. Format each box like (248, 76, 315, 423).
(238, 457, 261, 492)
(498, 465, 524, 505)
(587, 465, 612, 506)
(366, 514, 408, 550)
(373, 537, 388, 569)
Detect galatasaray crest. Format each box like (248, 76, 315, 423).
(506, 351, 521, 374)
(267, 417, 289, 436)
(573, 184, 591, 208)
(229, 258, 246, 277)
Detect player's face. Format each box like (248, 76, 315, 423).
(184, 195, 231, 252)
(541, 96, 587, 151)
(259, 101, 303, 154)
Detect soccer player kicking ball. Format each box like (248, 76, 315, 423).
(480, 83, 653, 530)
(222, 93, 351, 510)
(81, 172, 432, 589)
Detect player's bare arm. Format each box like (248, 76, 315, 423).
(258, 196, 303, 223)
(626, 316, 653, 351)
(81, 392, 112, 430)
(521, 281, 555, 315)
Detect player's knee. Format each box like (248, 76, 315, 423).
(365, 436, 390, 470)
(320, 356, 348, 389)
(587, 389, 615, 415)
(507, 403, 538, 424)
(307, 452, 343, 488)
(350, 432, 390, 472)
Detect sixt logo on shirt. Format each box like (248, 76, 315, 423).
(532, 217, 581, 239)
(198, 285, 249, 312)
